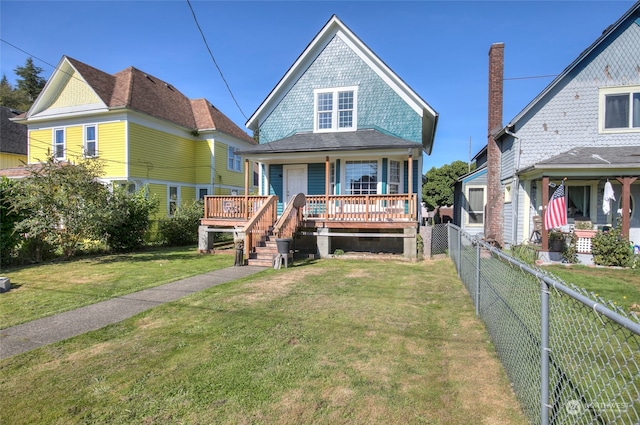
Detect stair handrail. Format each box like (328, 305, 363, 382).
(273, 193, 306, 239)
(242, 195, 278, 256)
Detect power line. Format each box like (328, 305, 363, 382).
(185, 0, 247, 120)
(504, 74, 558, 81)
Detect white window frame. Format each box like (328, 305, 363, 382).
(313, 86, 358, 132)
(599, 85, 640, 133)
(168, 186, 179, 216)
(53, 127, 65, 160)
(227, 146, 242, 172)
(465, 185, 486, 227)
(84, 124, 98, 158)
(197, 186, 210, 200)
(344, 159, 379, 195)
(330, 162, 336, 195)
(388, 160, 401, 194)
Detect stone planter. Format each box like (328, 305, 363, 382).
(549, 239, 564, 252)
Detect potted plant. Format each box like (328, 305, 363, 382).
(574, 220, 597, 239)
(549, 230, 565, 252)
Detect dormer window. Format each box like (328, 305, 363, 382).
(314, 86, 357, 132)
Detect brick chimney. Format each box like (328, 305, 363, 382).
(485, 42, 504, 246)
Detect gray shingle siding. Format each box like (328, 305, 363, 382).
(512, 20, 640, 173)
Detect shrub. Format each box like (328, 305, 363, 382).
(562, 232, 578, 264)
(0, 177, 22, 266)
(157, 200, 203, 246)
(101, 186, 158, 252)
(592, 226, 632, 267)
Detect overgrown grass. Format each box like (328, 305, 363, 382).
(0, 246, 234, 328)
(0, 258, 527, 425)
(544, 264, 640, 313)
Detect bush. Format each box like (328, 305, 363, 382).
(0, 177, 22, 266)
(592, 226, 632, 267)
(101, 187, 158, 252)
(158, 200, 203, 246)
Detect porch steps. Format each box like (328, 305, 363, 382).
(247, 236, 281, 267)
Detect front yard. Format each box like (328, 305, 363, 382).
(0, 256, 527, 424)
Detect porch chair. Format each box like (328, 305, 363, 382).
(529, 215, 542, 244)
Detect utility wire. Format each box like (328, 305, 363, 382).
(185, 0, 247, 120)
(504, 74, 558, 81)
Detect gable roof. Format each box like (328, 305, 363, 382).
(25, 56, 255, 144)
(236, 129, 422, 157)
(501, 1, 640, 134)
(245, 15, 438, 154)
(0, 106, 27, 155)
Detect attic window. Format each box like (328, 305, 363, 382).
(314, 86, 358, 132)
(600, 86, 640, 132)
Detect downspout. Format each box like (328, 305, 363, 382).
(505, 126, 520, 245)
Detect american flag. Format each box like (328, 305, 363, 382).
(544, 182, 567, 230)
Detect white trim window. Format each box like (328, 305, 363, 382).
(53, 128, 65, 159)
(600, 86, 640, 132)
(84, 125, 97, 157)
(345, 160, 378, 195)
(168, 186, 179, 216)
(227, 146, 242, 172)
(466, 186, 485, 226)
(388, 160, 400, 194)
(314, 86, 358, 132)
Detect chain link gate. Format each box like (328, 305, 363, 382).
(448, 224, 640, 425)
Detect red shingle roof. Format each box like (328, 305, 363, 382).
(64, 56, 255, 144)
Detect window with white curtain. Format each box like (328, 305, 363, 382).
(388, 160, 400, 194)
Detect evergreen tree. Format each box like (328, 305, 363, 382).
(0, 74, 21, 109)
(13, 57, 46, 109)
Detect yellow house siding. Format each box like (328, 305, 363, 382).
(214, 142, 245, 191)
(0, 153, 27, 169)
(98, 121, 127, 177)
(28, 129, 52, 163)
(65, 125, 83, 159)
(129, 123, 195, 183)
(147, 183, 167, 220)
(182, 187, 195, 205)
(49, 69, 102, 108)
(195, 140, 213, 185)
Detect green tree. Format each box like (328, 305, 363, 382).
(13, 58, 46, 110)
(422, 160, 472, 210)
(0, 74, 21, 109)
(9, 156, 109, 260)
(158, 200, 204, 246)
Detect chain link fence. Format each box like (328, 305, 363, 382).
(448, 224, 640, 425)
(421, 223, 449, 259)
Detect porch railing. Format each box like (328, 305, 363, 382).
(273, 198, 303, 239)
(243, 195, 278, 255)
(203, 195, 271, 221)
(303, 194, 417, 221)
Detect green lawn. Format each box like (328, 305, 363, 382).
(0, 256, 527, 425)
(0, 247, 234, 329)
(543, 264, 640, 313)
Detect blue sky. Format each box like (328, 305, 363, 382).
(1, 0, 636, 172)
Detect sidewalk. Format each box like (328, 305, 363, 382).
(0, 265, 266, 360)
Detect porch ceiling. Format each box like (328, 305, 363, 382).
(235, 128, 422, 160)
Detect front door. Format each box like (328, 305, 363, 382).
(283, 165, 307, 204)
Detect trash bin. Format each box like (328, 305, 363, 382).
(276, 238, 292, 254)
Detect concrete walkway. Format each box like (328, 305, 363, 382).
(0, 265, 266, 360)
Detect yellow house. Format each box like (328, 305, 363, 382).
(0, 106, 27, 171)
(14, 56, 257, 216)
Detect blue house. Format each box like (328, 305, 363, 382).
(222, 15, 438, 260)
(462, 2, 640, 259)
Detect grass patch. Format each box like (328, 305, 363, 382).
(0, 258, 527, 424)
(543, 264, 640, 312)
(0, 246, 233, 328)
